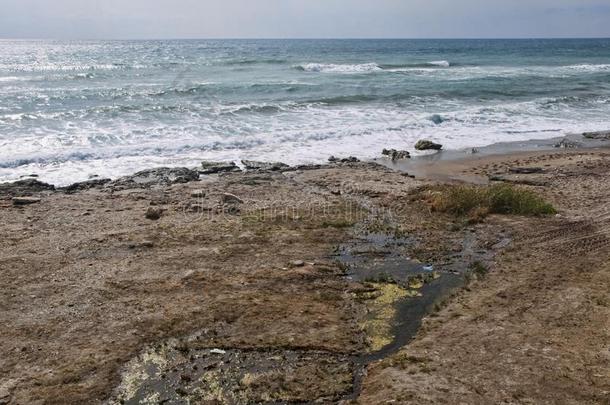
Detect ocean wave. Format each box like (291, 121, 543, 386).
(427, 60, 451, 67)
(224, 104, 290, 115)
(295, 61, 453, 73)
(0, 137, 268, 170)
(295, 63, 382, 73)
(563, 63, 610, 73)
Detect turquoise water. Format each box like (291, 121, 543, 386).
(1, 38, 610, 184)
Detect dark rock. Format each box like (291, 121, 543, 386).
(582, 130, 610, 140)
(0, 179, 55, 197)
(199, 161, 241, 175)
(415, 140, 443, 151)
(62, 178, 111, 194)
(429, 114, 444, 125)
(382, 149, 411, 161)
(145, 207, 163, 220)
(508, 167, 544, 174)
(221, 193, 244, 204)
(12, 197, 41, 206)
(328, 156, 360, 164)
(111, 167, 199, 189)
(241, 160, 290, 171)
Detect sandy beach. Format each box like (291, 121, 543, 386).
(0, 136, 609, 404)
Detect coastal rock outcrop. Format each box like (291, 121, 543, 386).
(62, 178, 111, 194)
(0, 179, 55, 197)
(241, 160, 290, 171)
(415, 140, 443, 151)
(110, 167, 200, 189)
(582, 130, 610, 140)
(328, 156, 360, 164)
(199, 161, 241, 175)
(382, 149, 411, 161)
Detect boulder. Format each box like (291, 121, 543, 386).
(0, 179, 55, 197)
(328, 156, 360, 164)
(241, 160, 290, 171)
(199, 161, 241, 175)
(415, 140, 443, 151)
(382, 149, 411, 161)
(582, 130, 610, 140)
(342, 156, 360, 163)
(145, 207, 163, 220)
(62, 178, 111, 194)
(111, 167, 199, 189)
(429, 114, 444, 125)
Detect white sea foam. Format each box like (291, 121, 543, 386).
(2, 98, 610, 186)
(427, 60, 451, 67)
(563, 63, 610, 73)
(297, 63, 382, 73)
(297, 61, 451, 73)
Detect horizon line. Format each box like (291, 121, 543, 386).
(1, 36, 610, 41)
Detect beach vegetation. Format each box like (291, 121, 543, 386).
(425, 184, 556, 219)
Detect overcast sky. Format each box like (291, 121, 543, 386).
(1, 0, 609, 39)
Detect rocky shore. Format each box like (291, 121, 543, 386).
(0, 139, 609, 404)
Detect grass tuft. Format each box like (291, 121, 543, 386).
(427, 184, 556, 219)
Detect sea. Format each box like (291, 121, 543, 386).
(1, 38, 610, 185)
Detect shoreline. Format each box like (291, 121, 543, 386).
(3, 130, 610, 190)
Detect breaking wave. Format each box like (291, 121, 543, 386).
(294, 61, 453, 73)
